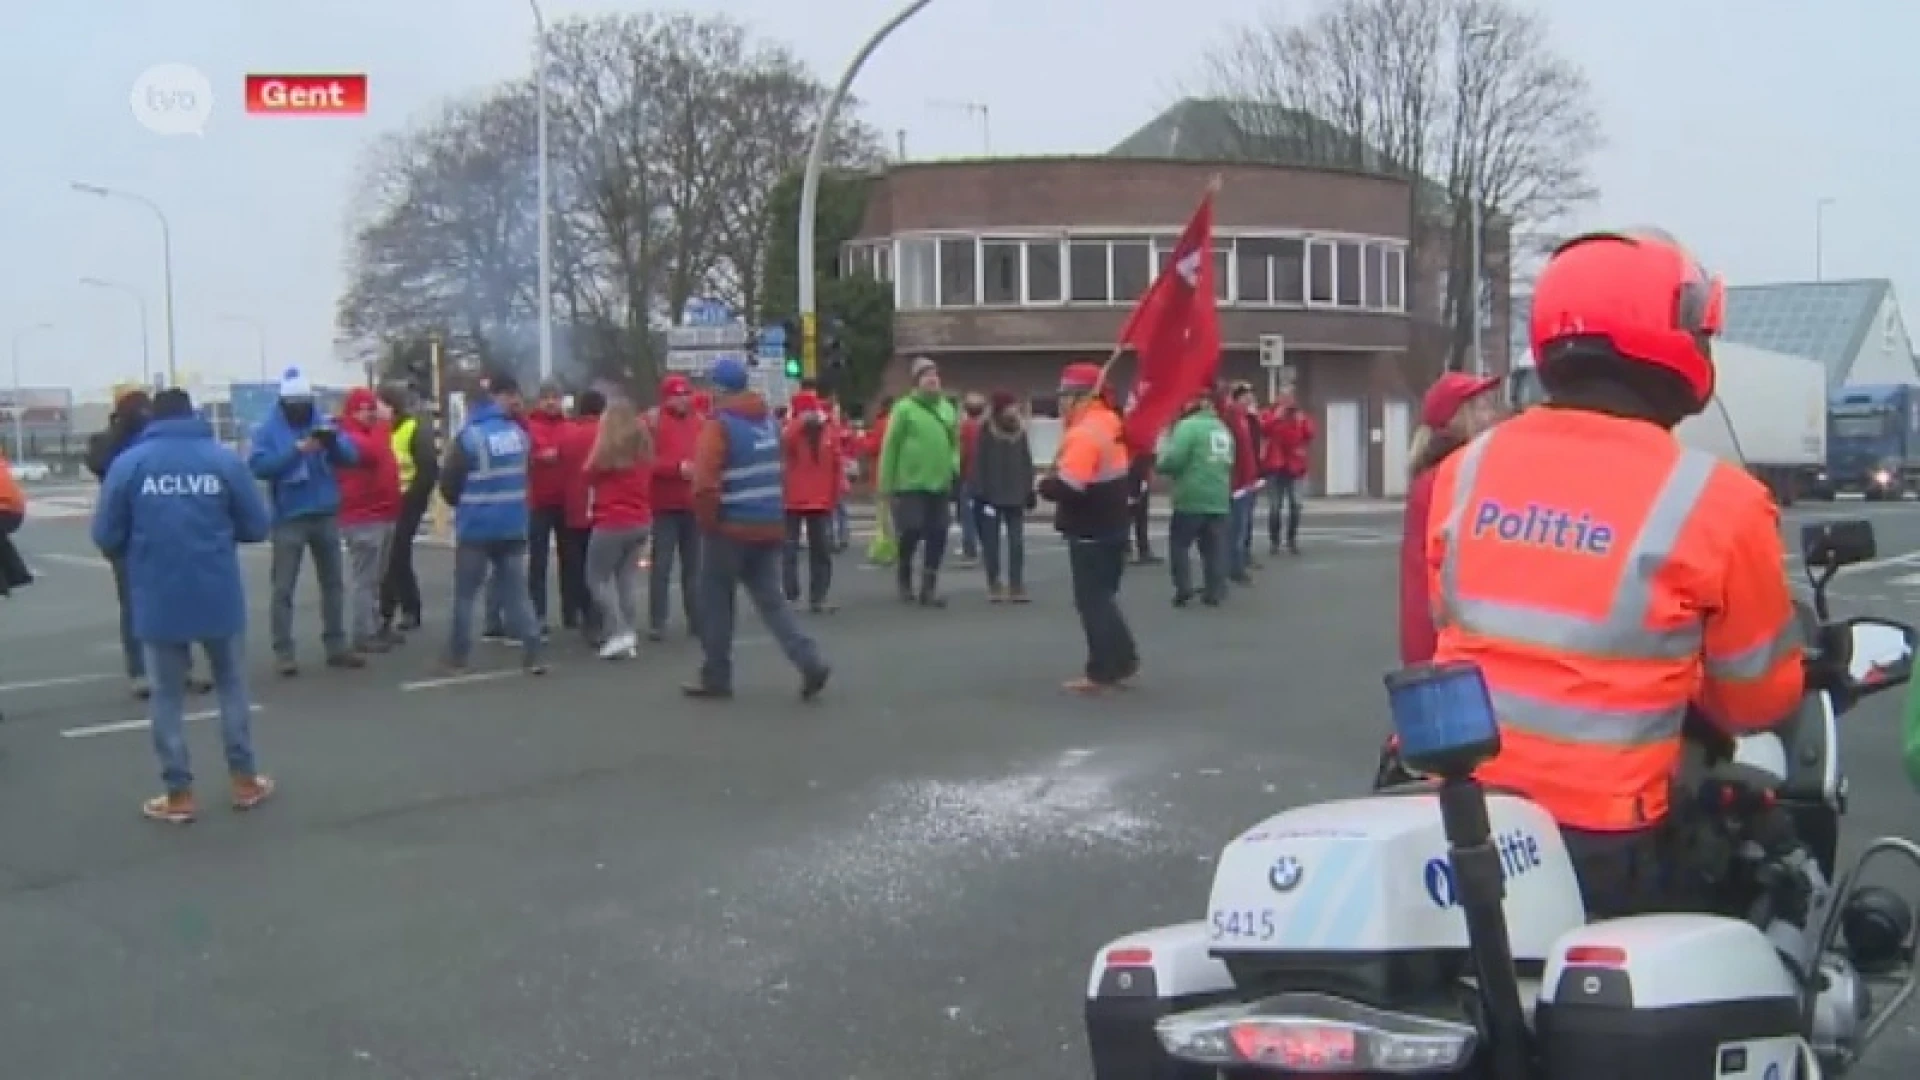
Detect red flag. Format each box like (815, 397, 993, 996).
(1117, 190, 1222, 455)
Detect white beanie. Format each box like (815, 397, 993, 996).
(278, 365, 313, 399)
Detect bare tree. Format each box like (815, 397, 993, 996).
(1196, 0, 1601, 373)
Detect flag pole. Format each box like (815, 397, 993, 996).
(1093, 173, 1223, 398)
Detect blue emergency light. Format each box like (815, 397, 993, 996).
(1383, 662, 1501, 778)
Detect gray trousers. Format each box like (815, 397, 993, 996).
(270, 514, 346, 661)
(696, 533, 824, 691)
(586, 526, 649, 639)
(342, 522, 394, 643)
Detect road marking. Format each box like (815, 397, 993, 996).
(0, 672, 120, 694)
(400, 668, 533, 692)
(61, 704, 263, 739)
(35, 552, 111, 570)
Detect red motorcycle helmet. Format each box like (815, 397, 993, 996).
(1530, 227, 1725, 412)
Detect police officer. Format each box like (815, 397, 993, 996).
(684, 357, 830, 701)
(91, 389, 275, 824)
(1426, 228, 1833, 916)
(437, 375, 545, 675)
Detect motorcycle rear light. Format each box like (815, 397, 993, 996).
(1155, 993, 1477, 1074)
(1105, 947, 1152, 966)
(1562, 945, 1627, 967)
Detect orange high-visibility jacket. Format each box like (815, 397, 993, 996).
(1427, 408, 1804, 831)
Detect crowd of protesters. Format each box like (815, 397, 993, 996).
(2, 352, 1318, 820)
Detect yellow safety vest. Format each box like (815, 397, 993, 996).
(391, 417, 417, 489)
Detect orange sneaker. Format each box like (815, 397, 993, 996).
(142, 790, 197, 824)
(230, 773, 275, 811)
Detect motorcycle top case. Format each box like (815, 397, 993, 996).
(1535, 915, 1805, 1080)
(1206, 793, 1585, 961)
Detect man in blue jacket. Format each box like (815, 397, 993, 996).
(437, 374, 546, 675)
(247, 366, 362, 676)
(93, 389, 276, 824)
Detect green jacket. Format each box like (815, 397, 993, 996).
(1155, 406, 1233, 515)
(878, 392, 959, 495)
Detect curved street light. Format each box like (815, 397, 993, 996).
(797, 0, 940, 378)
(528, 0, 554, 382)
(8, 322, 54, 462)
(71, 181, 179, 388)
(80, 276, 153, 386)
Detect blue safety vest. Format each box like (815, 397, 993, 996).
(716, 409, 784, 525)
(454, 404, 531, 542)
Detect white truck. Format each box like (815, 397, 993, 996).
(1506, 340, 1827, 505)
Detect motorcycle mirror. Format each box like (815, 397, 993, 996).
(1842, 616, 1917, 696)
(1801, 519, 1876, 569)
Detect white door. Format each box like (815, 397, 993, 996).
(1380, 400, 1411, 497)
(1324, 401, 1362, 496)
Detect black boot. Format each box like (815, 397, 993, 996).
(896, 561, 916, 604)
(917, 570, 947, 608)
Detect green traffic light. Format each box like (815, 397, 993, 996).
(783, 357, 803, 378)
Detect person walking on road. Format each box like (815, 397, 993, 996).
(954, 392, 987, 567)
(248, 367, 364, 676)
(1156, 393, 1233, 608)
(878, 357, 960, 607)
(647, 375, 703, 641)
(684, 357, 830, 701)
(92, 388, 275, 825)
(557, 391, 604, 643)
(780, 389, 841, 614)
(1262, 394, 1315, 556)
(439, 376, 546, 676)
(1219, 383, 1262, 584)
(335, 388, 404, 655)
(968, 390, 1036, 602)
(378, 383, 438, 634)
(584, 399, 653, 660)
(522, 383, 571, 633)
(1039, 362, 1139, 693)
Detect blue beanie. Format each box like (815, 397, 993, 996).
(710, 356, 749, 392)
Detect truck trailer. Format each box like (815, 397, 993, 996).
(1504, 341, 1827, 504)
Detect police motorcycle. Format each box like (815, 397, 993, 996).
(1084, 518, 1920, 1079)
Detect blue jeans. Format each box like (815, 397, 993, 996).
(833, 501, 851, 549)
(268, 514, 347, 661)
(696, 534, 825, 691)
(1228, 492, 1256, 578)
(449, 538, 541, 665)
(146, 634, 254, 794)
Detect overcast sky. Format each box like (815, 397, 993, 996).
(5, 0, 1910, 400)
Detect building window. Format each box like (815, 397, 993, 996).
(1306, 240, 1336, 305)
(1152, 238, 1231, 301)
(875, 244, 892, 282)
(1270, 238, 1306, 305)
(898, 237, 937, 309)
(1026, 240, 1062, 303)
(1363, 244, 1387, 309)
(938, 237, 976, 307)
(1335, 242, 1362, 307)
(1384, 247, 1404, 311)
(1235, 239, 1273, 305)
(1112, 241, 1152, 302)
(1068, 240, 1110, 303)
(981, 239, 1023, 305)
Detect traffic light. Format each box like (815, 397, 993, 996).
(823, 317, 847, 369)
(783, 355, 803, 379)
(744, 328, 761, 368)
(781, 317, 804, 379)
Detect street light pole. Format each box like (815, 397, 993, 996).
(1463, 25, 1497, 377)
(798, 0, 939, 378)
(1815, 197, 1836, 281)
(71, 182, 178, 387)
(219, 314, 268, 380)
(8, 323, 53, 462)
(528, 0, 554, 383)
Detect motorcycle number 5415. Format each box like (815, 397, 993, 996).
(1210, 907, 1277, 942)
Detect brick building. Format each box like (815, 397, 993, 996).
(837, 99, 1512, 498)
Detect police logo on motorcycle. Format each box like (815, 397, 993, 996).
(1267, 856, 1303, 892)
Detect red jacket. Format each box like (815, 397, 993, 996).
(1399, 465, 1442, 666)
(337, 419, 401, 526)
(649, 406, 702, 512)
(958, 413, 984, 483)
(1224, 403, 1260, 494)
(559, 417, 599, 529)
(1263, 407, 1315, 475)
(783, 418, 842, 512)
(525, 410, 570, 508)
(588, 461, 652, 530)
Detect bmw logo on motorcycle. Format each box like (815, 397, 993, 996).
(1267, 856, 1303, 892)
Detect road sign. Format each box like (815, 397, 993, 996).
(666, 348, 750, 373)
(683, 297, 734, 327)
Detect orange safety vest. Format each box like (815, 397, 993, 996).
(1427, 408, 1804, 831)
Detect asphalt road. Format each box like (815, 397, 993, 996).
(2, 498, 1919, 1079)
